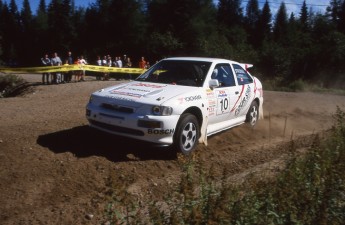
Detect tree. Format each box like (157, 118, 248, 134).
(217, 0, 243, 28)
(19, 0, 36, 65)
(338, 0, 345, 33)
(147, 0, 217, 56)
(299, 0, 309, 31)
(326, 0, 342, 24)
(273, 2, 288, 43)
(245, 0, 260, 47)
(108, 0, 147, 56)
(47, 0, 76, 53)
(257, 0, 272, 44)
(1, 0, 21, 64)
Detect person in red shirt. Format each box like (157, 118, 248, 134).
(139, 56, 146, 69)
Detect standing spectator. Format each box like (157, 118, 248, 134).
(102, 55, 109, 81)
(139, 56, 146, 69)
(124, 57, 133, 80)
(65, 51, 73, 82)
(74, 57, 81, 82)
(116, 56, 124, 79)
(79, 55, 87, 81)
(95, 56, 102, 80)
(116, 56, 123, 68)
(105, 55, 112, 80)
(51, 52, 62, 84)
(41, 54, 51, 84)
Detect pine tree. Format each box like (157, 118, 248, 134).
(299, 0, 309, 31)
(258, 0, 272, 43)
(217, 0, 243, 28)
(273, 2, 288, 43)
(245, 0, 260, 47)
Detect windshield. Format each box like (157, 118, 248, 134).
(136, 60, 211, 87)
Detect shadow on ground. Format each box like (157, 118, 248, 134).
(37, 125, 177, 162)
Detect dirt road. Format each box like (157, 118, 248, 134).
(1, 74, 344, 224)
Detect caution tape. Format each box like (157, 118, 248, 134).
(0, 65, 146, 74)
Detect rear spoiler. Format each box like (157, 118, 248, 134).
(240, 63, 253, 72)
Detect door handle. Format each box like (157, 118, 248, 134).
(235, 91, 239, 95)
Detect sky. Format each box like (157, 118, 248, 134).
(6, 0, 331, 17)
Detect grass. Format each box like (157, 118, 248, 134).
(103, 107, 345, 225)
(262, 78, 345, 95)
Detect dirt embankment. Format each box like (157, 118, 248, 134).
(0, 74, 344, 224)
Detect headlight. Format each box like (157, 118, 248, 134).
(152, 106, 173, 116)
(89, 95, 94, 103)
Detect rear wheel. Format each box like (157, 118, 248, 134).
(173, 113, 199, 155)
(246, 101, 259, 126)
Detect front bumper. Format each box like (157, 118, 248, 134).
(86, 104, 180, 145)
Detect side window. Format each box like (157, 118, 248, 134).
(211, 64, 236, 87)
(233, 64, 253, 85)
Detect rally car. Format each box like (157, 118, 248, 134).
(86, 57, 263, 154)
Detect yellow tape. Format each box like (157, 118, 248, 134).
(0, 65, 146, 74)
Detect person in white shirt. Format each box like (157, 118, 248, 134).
(79, 55, 87, 81)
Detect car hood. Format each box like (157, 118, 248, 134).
(92, 81, 198, 106)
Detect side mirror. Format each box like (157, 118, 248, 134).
(209, 79, 220, 89)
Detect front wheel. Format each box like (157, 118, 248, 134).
(246, 101, 259, 126)
(173, 113, 200, 155)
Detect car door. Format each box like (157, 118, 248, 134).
(230, 63, 255, 118)
(207, 63, 242, 127)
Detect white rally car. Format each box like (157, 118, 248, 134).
(86, 57, 263, 154)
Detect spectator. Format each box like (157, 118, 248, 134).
(139, 56, 146, 69)
(74, 57, 81, 82)
(51, 52, 62, 84)
(102, 55, 109, 81)
(95, 56, 102, 80)
(41, 54, 51, 84)
(116, 56, 124, 80)
(65, 51, 73, 82)
(79, 55, 87, 81)
(124, 56, 133, 80)
(116, 56, 123, 68)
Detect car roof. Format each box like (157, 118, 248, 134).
(162, 57, 239, 64)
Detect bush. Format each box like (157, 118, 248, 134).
(0, 74, 28, 98)
(104, 108, 345, 225)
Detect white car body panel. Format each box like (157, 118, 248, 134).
(86, 57, 263, 147)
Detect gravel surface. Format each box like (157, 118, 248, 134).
(1, 73, 345, 224)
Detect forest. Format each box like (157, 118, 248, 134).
(0, 0, 345, 88)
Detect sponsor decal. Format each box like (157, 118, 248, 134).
(208, 100, 216, 106)
(206, 89, 214, 98)
(184, 95, 202, 102)
(234, 85, 252, 116)
(178, 95, 202, 104)
(132, 83, 166, 88)
(105, 95, 135, 102)
(126, 87, 151, 93)
(110, 90, 143, 98)
(208, 106, 215, 116)
(217, 90, 227, 98)
(148, 129, 175, 135)
(235, 68, 246, 74)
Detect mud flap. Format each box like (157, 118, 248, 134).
(198, 115, 208, 146)
(259, 102, 264, 119)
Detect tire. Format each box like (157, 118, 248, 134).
(246, 101, 259, 127)
(173, 113, 200, 155)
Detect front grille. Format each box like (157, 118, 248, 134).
(89, 119, 144, 136)
(101, 103, 134, 113)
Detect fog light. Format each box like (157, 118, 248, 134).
(138, 120, 161, 128)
